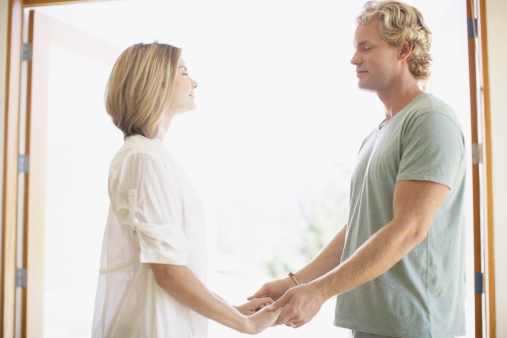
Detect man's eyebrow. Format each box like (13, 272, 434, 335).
(353, 41, 373, 49)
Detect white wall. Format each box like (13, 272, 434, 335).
(0, 0, 9, 303)
(486, 0, 507, 336)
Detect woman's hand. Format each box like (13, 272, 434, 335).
(235, 297, 274, 315)
(243, 307, 284, 335)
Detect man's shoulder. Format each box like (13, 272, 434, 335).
(406, 93, 462, 129)
(411, 93, 454, 116)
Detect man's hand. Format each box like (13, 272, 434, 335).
(266, 283, 327, 328)
(248, 277, 296, 302)
(234, 297, 273, 315)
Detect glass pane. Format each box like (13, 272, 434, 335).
(36, 1, 474, 337)
(44, 44, 122, 337)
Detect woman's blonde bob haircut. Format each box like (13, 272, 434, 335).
(105, 42, 182, 139)
(357, 0, 432, 82)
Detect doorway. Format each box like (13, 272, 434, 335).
(18, 9, 121, 337)
(17, 1, 475, 337)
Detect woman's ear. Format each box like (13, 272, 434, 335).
(398, 41, 413, 61)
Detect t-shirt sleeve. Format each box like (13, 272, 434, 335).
(396, 111, 465, 189)
(111, 152, 188, 265)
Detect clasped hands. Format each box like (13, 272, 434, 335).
(239, 276, 326, 334)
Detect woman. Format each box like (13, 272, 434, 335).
(91, 42, 281, 337)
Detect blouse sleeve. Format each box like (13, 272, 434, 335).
(110, 151, 188, 265)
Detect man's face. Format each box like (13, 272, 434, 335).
(350, 20, 402, 93)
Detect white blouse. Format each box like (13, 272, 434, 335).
(92, 135, 208, 338)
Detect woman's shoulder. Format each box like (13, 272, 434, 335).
(124, 134, 163, 152)
(117, 135, 165, 158)
(110, 135, 169, 173)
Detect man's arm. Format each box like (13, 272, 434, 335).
(270, 180, 449, 327)
(294, 223, 347, 283)
(248, 224, 347, 301)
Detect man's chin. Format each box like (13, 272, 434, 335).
(357, 83, 377, 93)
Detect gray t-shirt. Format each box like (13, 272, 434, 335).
(334, 93, 466, 338)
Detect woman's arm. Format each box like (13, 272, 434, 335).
(151, 263, 281, 334)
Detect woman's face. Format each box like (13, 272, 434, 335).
(167, 59, 198, 115)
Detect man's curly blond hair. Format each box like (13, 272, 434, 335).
(357, 0, 432, 82)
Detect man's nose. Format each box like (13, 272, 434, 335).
(350, 51, 361, 65)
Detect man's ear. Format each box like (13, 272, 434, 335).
(398, 41, 413, 61)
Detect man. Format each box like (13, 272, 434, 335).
(248, 1, 466, 337)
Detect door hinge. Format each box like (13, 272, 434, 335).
(21, 43, 33, 61)
(15, 268, 27, 288)
(468, 17, 478, 39)
(18, 154, 29, 173)
(472, 142, 482, 164)
(475, 272, 483, 294)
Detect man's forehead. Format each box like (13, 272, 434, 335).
(354, 23, 380, 44)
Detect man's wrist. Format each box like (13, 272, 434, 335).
(312, 273, 336, 301)
(288, 272, 300, 286)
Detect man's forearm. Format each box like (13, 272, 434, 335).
(267, 218, 423, 327)
(313, 180, 449, 300)
(295, 224, 347, 284)
(314, 216, 426, 300)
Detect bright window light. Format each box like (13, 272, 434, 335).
(34, 1, 473, 337)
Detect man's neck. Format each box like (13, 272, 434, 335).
(377, 78, 422, 124)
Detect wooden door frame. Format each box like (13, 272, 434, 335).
(467, 0, 496, 336)
(467, 2, 482, 336)
(0, 0, 497, 336)
(1, 1, 107, 336)
(479, 0, 496, 333)
(1, 1, 22, 337)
